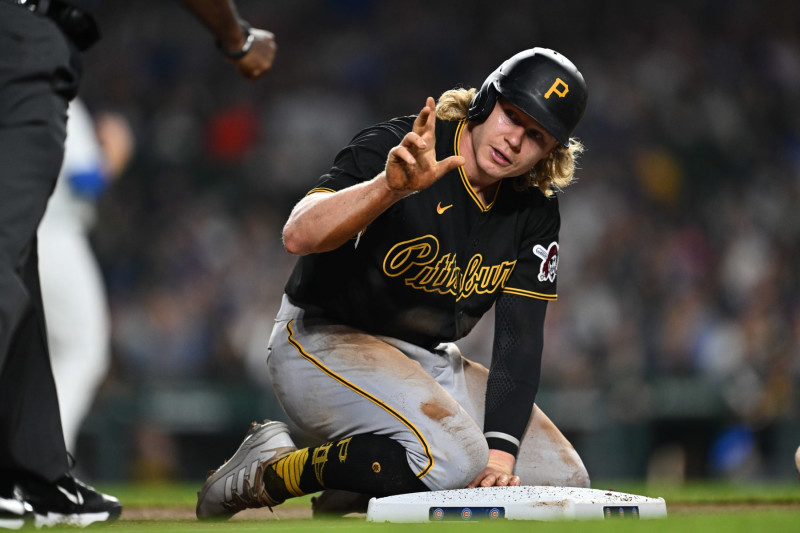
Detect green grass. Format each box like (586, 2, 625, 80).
(110, 515, 800, 533)
(35, 480, 800, 532)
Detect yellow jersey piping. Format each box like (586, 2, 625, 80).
(502, 286, 558, 301)
(454, 120, 501, 213)
(284, 319, 434, 479)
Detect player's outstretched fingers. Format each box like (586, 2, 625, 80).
(436, 155, 466, 178)
(388, 144, 416, 170)
(402, 131, 428, 155)
(413, 97, 437, 135)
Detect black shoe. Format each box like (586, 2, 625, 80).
(0, 488, 33, 530)
(16, 474, 122, 528)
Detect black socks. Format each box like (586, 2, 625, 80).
(264, 433, 428, 501)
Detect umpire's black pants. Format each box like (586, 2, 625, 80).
(0, 3, 81, 484)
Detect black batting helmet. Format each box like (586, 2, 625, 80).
(467, 48, 588, 146)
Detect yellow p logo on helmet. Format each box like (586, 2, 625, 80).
(544, 78, 569, 99)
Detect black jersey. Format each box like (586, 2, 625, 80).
(285, 116, 560, 349)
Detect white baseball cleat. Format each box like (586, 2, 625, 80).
(196, 420, 297, 520)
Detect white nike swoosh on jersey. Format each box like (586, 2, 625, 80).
(57, 485, 84, 506)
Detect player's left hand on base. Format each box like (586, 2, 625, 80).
(233, 27, 277, 80)
(467, 449, 521, 488)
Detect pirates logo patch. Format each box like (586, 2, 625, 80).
(533, 242, 559, 283)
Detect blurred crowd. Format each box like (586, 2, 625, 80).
(73, 0, 798, 479)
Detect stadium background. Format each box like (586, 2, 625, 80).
(70, 0, 799, 485)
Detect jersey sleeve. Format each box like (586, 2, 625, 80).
(501, 194, 561, 301)
(483, 293, 547, 456)
(308, 117, 414, 194)
(483, 193, 560, 454)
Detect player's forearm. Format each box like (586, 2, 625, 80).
(283, 172, 405, 255)
(177, 0, 247, 50)
(483, 295, 546, 455)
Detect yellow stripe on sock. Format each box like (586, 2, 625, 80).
(274, 448, 309, 498)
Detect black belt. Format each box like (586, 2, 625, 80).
(1, 0, 100, 51)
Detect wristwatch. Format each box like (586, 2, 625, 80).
(216, 22, 254, 60)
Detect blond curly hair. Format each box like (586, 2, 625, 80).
(436, 88, 583, 197)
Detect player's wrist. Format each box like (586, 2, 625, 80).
(488, 448, 516, 470)
(216, 22, 254, 60)
(375, 172, 404, 198)
(485, 430, 520, 457)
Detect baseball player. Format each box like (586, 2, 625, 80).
(38, 98, 133, 455)
(196, 48, 590, 519)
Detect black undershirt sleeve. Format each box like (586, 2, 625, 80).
(483, 293, 548, 456)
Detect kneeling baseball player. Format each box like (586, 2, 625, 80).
(197, 47, 591, 519)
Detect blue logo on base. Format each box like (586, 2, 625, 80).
(429, 507, 505, 521)
(603, 506, 640, 519)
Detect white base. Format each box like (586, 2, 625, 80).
(366, 486, 667, 522)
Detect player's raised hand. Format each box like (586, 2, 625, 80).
(384, 97, 465, 196)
